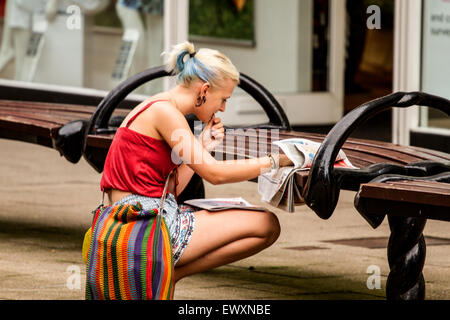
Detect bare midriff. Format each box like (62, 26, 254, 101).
(107, 189, 132, 205)
(106, 176, 177, 205)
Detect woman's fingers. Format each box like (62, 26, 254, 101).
(212, 132, 224, 141)
(205, 116, 215, 129)
(211, 117, 222, 128)
(211, 126, 224, 135)
(211, 117, 224, 137)
(200, 116, 225, 151)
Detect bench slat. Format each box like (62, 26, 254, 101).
(279, 130, 449, 163)
(0, 117, 60, 137)
(0, 100, 96, 113)
(0, 105, 128, 122)
(0, 106, 94, 120)
(0, 110, 75, 126)
(215, 138, 379, 167)
(0, 100, 129, 143)
(220, 131, 426, 166)
(0, 100, 128, 120)
(0, 103, 128, 117)
(86, 133, 115, 148)
(225, 129, 444, 164)
(389, 180, 450, 192)
(283, 130, 450, 161)
(359, 180, 450, 207)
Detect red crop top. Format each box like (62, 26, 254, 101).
(100, 100, 179, 199)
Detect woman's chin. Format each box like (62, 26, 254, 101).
(197, 112, 214, 123)
(199, 115, 209, 123)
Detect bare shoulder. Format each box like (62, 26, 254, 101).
(146, 100, 191, 136)
(120, 96, 171, 126)
(148, 100, 186, 124)
(150, 102, 193, 147)
(123, 98, 188, 140)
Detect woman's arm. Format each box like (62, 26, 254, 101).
(153, 103, 287, 185)
(176, 162, 195, 195)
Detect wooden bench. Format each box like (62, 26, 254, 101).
(0, 99, 94, 147)
(8, 98, 446, 201)
(357, 180, 450, 221)
(0, 99, 129, 163)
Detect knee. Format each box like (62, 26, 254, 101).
(260, 211, 280, 246)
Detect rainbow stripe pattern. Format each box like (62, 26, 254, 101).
(85, 202, 174, 300)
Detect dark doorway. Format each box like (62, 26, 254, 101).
(344, 0, 395, 142)
(293, 1, 395, 143)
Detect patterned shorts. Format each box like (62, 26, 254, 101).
(112, 193, 196, 265)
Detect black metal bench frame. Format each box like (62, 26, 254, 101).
(302, 91, 450, 300)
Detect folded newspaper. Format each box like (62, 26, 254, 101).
(184, 197, 267, 212)
(258, 138, 357, 212)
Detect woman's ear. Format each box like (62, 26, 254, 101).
(201, 82, 211, 96)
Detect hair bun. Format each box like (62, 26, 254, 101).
(163, 41, 196, 74)
(162, 41, 240, 88)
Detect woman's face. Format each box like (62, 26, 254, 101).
(197, 78, 236, 123)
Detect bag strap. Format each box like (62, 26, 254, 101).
(159, 168, 176, 213)
(96, 168, 175, 214)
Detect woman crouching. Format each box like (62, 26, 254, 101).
(88, 41, 293, 299)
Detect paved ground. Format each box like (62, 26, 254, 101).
(0, 138, 449, 300)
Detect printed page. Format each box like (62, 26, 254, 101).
(258, 138, 358, 212)
(272, 139, 306, 168)
(257, 166, 294, 202)
(184, 197, 267, 212)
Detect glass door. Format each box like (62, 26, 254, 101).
(393, 0, 450, 152)
(419, 0, 450, 130)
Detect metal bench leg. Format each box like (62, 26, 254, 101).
(386, 215, 427, 300)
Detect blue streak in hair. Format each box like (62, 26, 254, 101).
(176, 50, 190, 72)
(178, 57, 215, 84)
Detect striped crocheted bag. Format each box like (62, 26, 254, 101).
(84, 169, 176, 300)
(85, 202, 174, 300)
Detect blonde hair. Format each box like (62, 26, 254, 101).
(163, 41, 240, 88)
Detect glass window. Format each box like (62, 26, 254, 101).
(0, 0, 165, 95)
(188, 0, 330, 94)
(420, 0, 450, 130)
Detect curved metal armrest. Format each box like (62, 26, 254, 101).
(302, 91, 450, 220)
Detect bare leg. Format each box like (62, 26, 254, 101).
(173, 209, 280, 283)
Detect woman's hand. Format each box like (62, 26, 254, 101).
(199, 115, 225, 152)
(278, 154, 294, 167)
